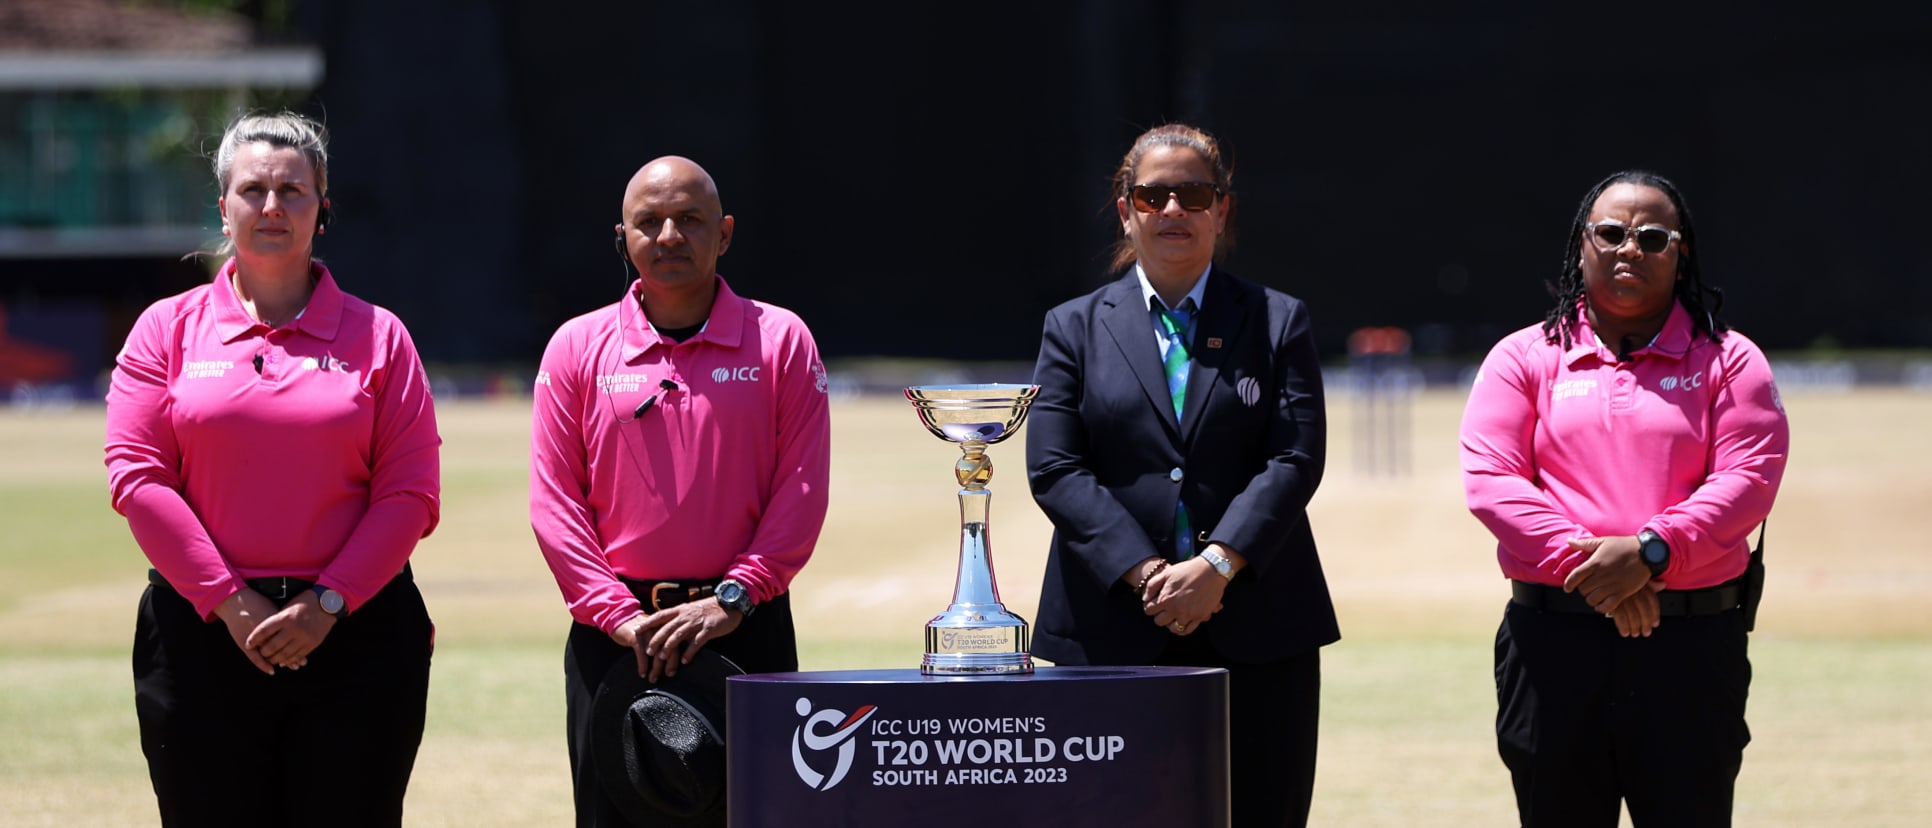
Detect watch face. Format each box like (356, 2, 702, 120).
(319, 589, 345, 615)
(716, 580, 753, 615)
(1203, 551, 1232, 578)
(1639, 533, 1669, 575)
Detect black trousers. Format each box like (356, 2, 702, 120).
(1157, 634, 1322, 828)
(133, 574, 433, 828)
(1495, 600, 1752, 828)
(563, 592, 797, 828)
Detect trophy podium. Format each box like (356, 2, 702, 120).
(905, 384, 1040, 675)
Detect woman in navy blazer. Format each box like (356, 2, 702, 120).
(1026, 123, 1339, 828)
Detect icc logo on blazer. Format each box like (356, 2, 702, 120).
(1236, 376, 1261, 407)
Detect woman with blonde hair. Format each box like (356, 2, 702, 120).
(106, 111, 441, 827)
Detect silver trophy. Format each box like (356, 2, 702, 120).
(905, 384, 1040, 675)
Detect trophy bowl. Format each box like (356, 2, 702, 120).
(908, 384, 1036, 444)
(905, 384, 1039, 675)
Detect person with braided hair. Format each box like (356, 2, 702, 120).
(1459, 170, 1789, 826)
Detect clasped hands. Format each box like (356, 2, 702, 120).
(1133, 556, 1226, 636)
(1563, 535, 1667, 638)
(613, 597, 743, 683)
(216, 587, 338, 675)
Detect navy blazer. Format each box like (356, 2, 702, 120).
(1026, 267, 1340, 665)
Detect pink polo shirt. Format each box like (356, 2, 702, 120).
(529, 275, 831, 635)
(105, 260, 441, 618)
(1459, 304, 1789, 589)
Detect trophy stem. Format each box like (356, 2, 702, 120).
(921, 473, 1032, 675)
(950, 489, 1001, 607)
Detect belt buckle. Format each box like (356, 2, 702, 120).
(649, 582, 692, 612)
(263, 577, 289, 601)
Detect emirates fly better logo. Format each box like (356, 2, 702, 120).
(791, 697, 877, 791)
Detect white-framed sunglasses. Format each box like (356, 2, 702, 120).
(1585, 219, 1682, 254)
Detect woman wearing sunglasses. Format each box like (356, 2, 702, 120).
(1025, 123, 1338, 827)
(1460, 170, 1789, 826)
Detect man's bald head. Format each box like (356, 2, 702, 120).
(615, 156, 734, 293)
(623, 155, 723, 220)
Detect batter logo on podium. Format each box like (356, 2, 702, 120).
(791, 697, 878, 791)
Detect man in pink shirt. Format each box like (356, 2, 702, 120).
(529, 155, 831, 826)
(1460, 171, 1788, 827)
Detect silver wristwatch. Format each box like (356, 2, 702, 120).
(715, 578, 756, 617)
(1199, 549, 1234, 581)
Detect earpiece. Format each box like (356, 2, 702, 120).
(613, 225, 636, 293)
(316, 198, 333, 234)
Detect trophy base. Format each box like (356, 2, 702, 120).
(921, 651, 1034, 676)
(922, 606, 1033, 676)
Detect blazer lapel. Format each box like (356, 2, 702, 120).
(1097, 275, 1181, 436)
(1179, 268, 1252, 439)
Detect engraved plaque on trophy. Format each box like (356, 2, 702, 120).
(905, 383, 1040, 675)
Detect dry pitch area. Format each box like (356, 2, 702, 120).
(1, 387, 1927, 826)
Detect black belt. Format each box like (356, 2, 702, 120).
(619, 576, 720, 613)
(147, 564, 412, 604)
(1510, 579, 1744, 617)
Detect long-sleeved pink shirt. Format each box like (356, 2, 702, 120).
(1460, 304, 1789, 589)
(105, 260, 441, 618)
(529, 276, 831, 635)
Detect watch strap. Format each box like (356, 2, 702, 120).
(1200, 549, 1234, 580)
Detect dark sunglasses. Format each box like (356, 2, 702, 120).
(1585, 220, 1682, 254)
(1128, 182, 1223, 213)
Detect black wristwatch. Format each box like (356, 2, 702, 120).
(715, 578, 756, 617)
(311, 584, 347, 620)
(1637, 529, 1671, 578)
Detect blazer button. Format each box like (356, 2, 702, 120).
(1169, 467, 1184, 483)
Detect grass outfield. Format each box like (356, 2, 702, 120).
(2, 388, 1928, 826)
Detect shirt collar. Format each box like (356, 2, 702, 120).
(212, 258, 345, 344)
(623, 274, 748, 359)
(1564, 301, 1695, 366)
(1135, 262, 1211, 314)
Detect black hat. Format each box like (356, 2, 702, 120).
(591, 648, 745, 825)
